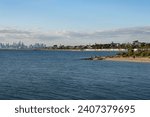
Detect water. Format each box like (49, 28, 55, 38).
(0, 50, 150, 100)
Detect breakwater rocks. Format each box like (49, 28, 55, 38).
(82, 56, 107, 60)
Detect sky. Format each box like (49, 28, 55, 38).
(0, 0, 150, 45)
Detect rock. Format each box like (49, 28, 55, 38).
(82, 56, 105, 60)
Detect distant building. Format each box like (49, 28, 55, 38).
(133, 40, 141, 46)
(111, 42, 120, 48)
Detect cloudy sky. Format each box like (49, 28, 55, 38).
(0, 0, 150, 45)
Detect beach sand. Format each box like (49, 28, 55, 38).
(105, 57, 150, 63)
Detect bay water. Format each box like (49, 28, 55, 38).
(0, 50, 150, 99)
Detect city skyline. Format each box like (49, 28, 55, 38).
(0, 0, 150, 45)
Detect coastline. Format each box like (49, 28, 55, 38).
(0, 48, 127, 52)
(41, 48, 127, 52)
(80, 49, 126, 51)
(1, 49, 149, 63)
(105, 57, 150, 63)
(84, 56, 150, 63)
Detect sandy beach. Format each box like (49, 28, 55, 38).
(105, 57, 150, 63)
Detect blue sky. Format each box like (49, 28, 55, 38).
(0, 0, 150, 45)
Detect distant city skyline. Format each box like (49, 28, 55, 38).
(0, 0, 150, 45)
(0, 39, 149, 50)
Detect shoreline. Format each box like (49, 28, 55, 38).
(0, 48, 127, 52)
(105, 57, 150, 63)
(84, 56, 150, 63)
(1, 49, 149, 63)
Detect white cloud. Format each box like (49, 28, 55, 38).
(0, 26, 150, 45)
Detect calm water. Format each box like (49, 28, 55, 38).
(0, 50, 150, 100)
